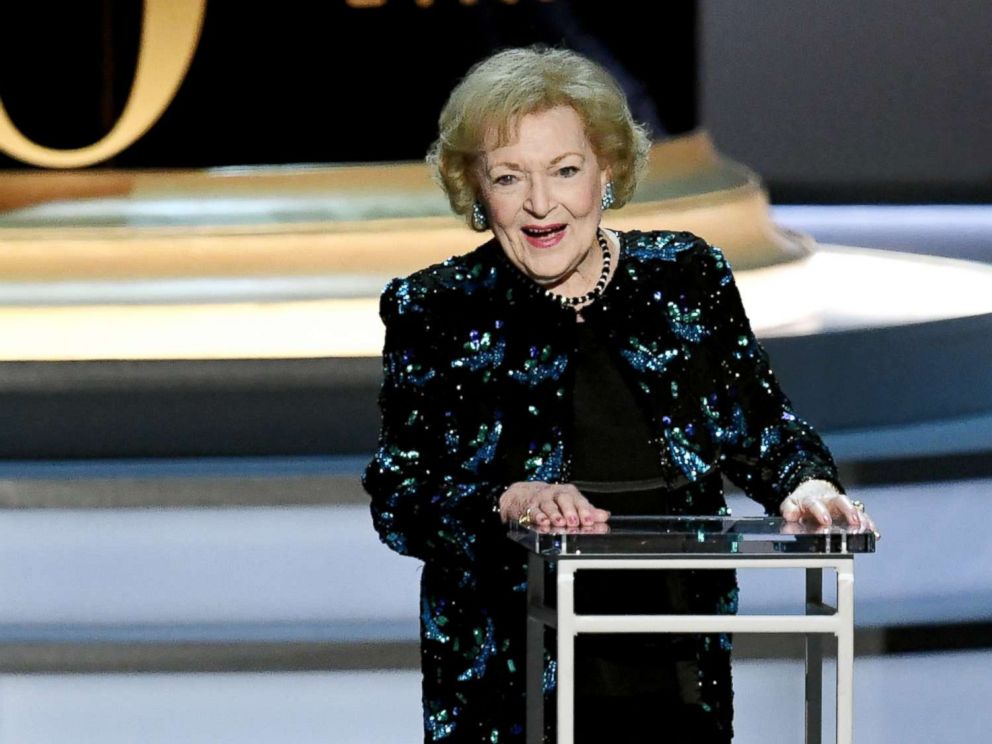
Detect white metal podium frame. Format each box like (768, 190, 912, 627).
(524, 553, 855, 744)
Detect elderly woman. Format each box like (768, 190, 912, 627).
(363, 45, 876, 743)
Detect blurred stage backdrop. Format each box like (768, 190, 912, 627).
(0, 1, 989, 742)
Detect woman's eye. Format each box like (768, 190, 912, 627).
(494, 175, 516, 186)
(558, 166, 580, 177)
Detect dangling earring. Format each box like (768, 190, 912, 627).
(601, 181, 616, 210)
(471, 200, 489, 231)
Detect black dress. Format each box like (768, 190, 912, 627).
(567, 316, 735, 743)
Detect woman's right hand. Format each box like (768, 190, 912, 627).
(498, 481, 610, 527)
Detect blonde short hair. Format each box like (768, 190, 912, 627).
(426, 44, 653, 231)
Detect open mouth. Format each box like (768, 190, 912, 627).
(522, 224, 567, 238)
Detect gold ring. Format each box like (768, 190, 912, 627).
(517, 507, 535, 528)
(851, 499, 865, 512)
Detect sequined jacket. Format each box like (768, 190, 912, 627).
(362, 228, 845, 742)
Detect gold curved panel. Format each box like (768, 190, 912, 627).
(0, 132, 806, 273)
(0, 0, 206, 168)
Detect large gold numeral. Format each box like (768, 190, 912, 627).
(0, 0, 206, 169)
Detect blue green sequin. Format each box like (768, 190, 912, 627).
(620, 336, 680, 376)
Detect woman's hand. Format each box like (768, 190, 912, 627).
(498, 481, 610, 528)
(779, 479, 878, 533)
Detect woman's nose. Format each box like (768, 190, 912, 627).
(524, 175, 553, 216)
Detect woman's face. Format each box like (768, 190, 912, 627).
(476, 105, 611, 292)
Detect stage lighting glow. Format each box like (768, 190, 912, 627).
(0, 299, 381, 361)
(736, 245, 992, 336)
(0, 246, 989, 360)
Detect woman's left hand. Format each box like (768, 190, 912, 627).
(779, 479, 877, 533)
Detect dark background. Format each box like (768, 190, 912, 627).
(1, 1, 988, 202)
(700, 0, 992, 203)
(0, 1, 697, 168)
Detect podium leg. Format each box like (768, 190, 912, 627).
(527, 555, 545, 744)
(805, 567, 823, 744)
(556, 564, 576, 744)
(836, 562, 855, 744)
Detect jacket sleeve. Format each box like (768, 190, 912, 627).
(361, 277, 510, 567)
(688, 237, 847, 515)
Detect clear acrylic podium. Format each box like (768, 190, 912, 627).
(509, 516, 876, 744)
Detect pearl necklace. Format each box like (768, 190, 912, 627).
(543, 228, 612, 307)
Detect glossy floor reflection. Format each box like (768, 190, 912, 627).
(0, 651, 988, 743)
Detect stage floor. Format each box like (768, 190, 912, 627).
(0, 651, 987, 743)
